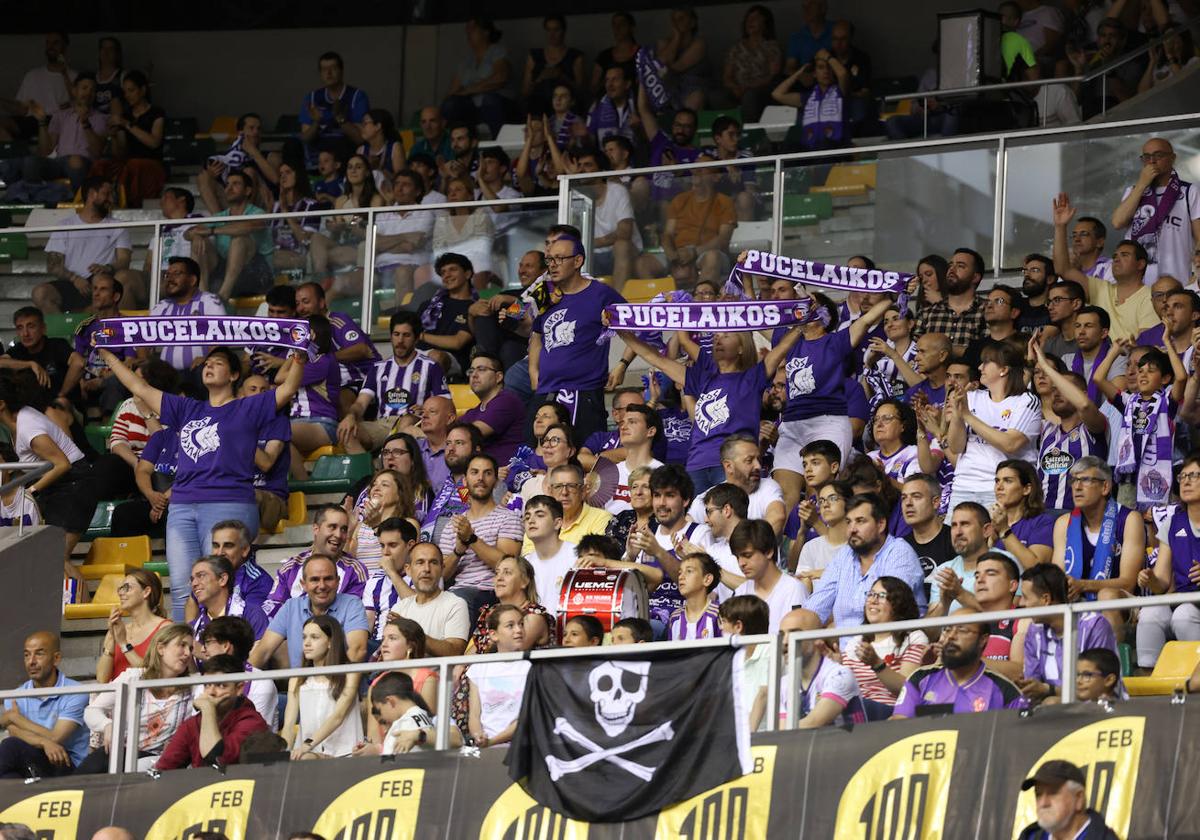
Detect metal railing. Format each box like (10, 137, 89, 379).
(0, 461, 52, 538)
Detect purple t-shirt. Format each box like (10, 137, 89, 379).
(1006, 512, 1056, 551)
(161, 392, 280, 504)
(329, 311, 380, 381)
(683, 354, 768, 470)
(291, 353, 340, 422)
(659, 407, 692, 466)
(140, 428, 180, 478)
(460, 389, 527, 464)
(533, 280, 627, 394)
(263, 549, 369, 618)
(1024, 612, 1117, 687)
(893, 663, 1024, 717)
(254, 410, 292, 500)
(649, 131, 700, 200)
(782, 330, 852, 421)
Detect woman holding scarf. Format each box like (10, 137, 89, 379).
(99, 345, 306, 620)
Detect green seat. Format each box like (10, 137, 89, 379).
(330, 297, 362, 319)
(782, 193, 834, 227)
(289, 453, 373, 496)
(479, 287, 500, 300)
(698, 108, 743, 136)
(45, 311, 91, 339)
(164, 117, 197, 140)
(1118, 642, 1133, 677)
(740, 128, 768, 152)
(0, 233, 28, 261)
(85, 424, 112, 454)
(143, 560, 169, 576)
(84, 500, 129, 542)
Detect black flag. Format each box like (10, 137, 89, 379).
(506, 647, 752, 822)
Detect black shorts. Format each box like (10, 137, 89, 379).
(48, 279, 91, 312)
(38, 462, 99, 535)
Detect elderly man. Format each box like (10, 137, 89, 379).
(1016, 761, 1120, 840)
(0, 632, 88, 778)
(1112, 137, 1200, 285)
(520, 462, 612, 556)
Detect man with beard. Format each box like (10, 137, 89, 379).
(926, 502, 998, 618)
(801, 494, 926, 649)
(262, 505, 368, 618)
(1017, 253, 1054, 331)
(1016, 761, 1120, 840)
(1061, 305, 1127, 400)
(156, 654, 269, 769)
(891, 608, 1024, 718)
(759, 367, 786, 472)
(390, 542, 470, 656)
(912, 248, 988, 354)
(422, 421, 483, 545)
(437, 453, 523, 623)
(147, 256, 227, 374)
(687, 434, 786, 535)
(633, 87, 700, 210)
(901, 474, 954, 585)
(437, 122, 480, 183)
(1137, 284, 1196, 364)
(963, 285, 1023, 370)
(1041, 279, 1085, 359)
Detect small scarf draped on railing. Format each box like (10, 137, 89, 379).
(90, 316, 318, 359)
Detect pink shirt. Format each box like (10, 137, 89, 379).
(48, 107, 107, 158)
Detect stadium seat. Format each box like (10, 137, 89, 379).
(205, 115, 238, 141)
(450, 383, 480, 413)
(229, 295, 266, 313)
(63, 574, 123, 620)
(163, 137, 216, 167)
(330, 298, 362, 319)
(80, 535, 151, 579)
(1118, 642, 1134, 677)
(755, 106, 798, 142)
(270, 491, 309, 534)
(782, 193, 834, 226)
(0, 233, 29, 261)
(85, 424, 112, 454)
(493, 124, 526, 154)
(289, 453, 372, 496)
(84, 500, 130, 542)
(45, 312, 91, 340)
(1124, 641, 1200, 696)
(624, 277, 676, 303)
(811, 163, 878, 196)
(121, 309, 150, 316)
(164, 117, 198, 140)
(143, 560, 168, 577)
(302, 444, 343, 461)
(698, 108, 742, 137)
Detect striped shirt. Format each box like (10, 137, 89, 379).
(361, 351, 449, 418)
(109, 398, 153, 453)
(263, 550, 369, 618)
(843, 630, 930, 705)
(436, 505, 525, 589)
(363, 572, 406, 639)
(1039, 420, 1106, 509)
(0, 492, 40, 527)
(667, 601, 722, 641)
(150, 291, 228, 371)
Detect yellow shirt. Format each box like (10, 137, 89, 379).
(520, 504, 612, 556)
(1086, 276, 1158, 341)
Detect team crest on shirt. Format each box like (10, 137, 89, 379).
(1000, 409, 1012, 422)
(694, 389, 730, 435)
(785, 356, 816, 397)
(544, 310, 576, 351)
(180, 418, 221, 462)
(973, 696, 987, 712)
(344, 329, 360, 341)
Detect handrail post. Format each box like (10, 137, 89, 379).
(1060, 605, 1077, 704)
(557, 173, 572, 225)
(992, 137, 1007, 277)
(435, 661, 452, 750)
(770, 159, 784, 255)
(122, 679, 141, 772)
(784, 631, 800, 730)
(148, 220, 162, 309)
(922, 95, 928, 139)
(766, 633, 781, 732)
(362, 210, 377, 330)
(106, 682, 127, 775)
(1101, 74, 1108, 116)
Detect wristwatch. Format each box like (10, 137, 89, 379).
(465, 533, 479, 547)
(999, 528, 1013, 540)
(122, 643, 134, 654)
(870, 662, 887, 673)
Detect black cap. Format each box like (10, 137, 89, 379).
(1020, 760, 1086, 791)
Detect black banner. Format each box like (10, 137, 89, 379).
(506, 648, 751, 821)
(0, 697, 1197, 839)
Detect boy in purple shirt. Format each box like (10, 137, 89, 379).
(892, 611, 1024, 718)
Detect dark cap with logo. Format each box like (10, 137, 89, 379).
(1021, 760, 1086, 790)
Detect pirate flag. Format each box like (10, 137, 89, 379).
(506, 647, 752, 822)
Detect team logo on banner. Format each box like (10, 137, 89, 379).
(1010, 717, 1144, 839)
(834, 730, 958, 839)
(311, 769, 424, 840)
(145, 779, 254, 840)
(478, 783, 589, 840)
(0, 790, 82, 839)
(655, 744, 776, 840)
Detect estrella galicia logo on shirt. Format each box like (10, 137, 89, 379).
(785, 356, 815, 397)
(1010, 717, 1144, 840)
(694, 389, 730, 435)
(145, 779, 254, 840)
(834, 730, 957, 838)
(543, 310, 576, 351)
(478, 782, 589, 840)
(655, 745, 776, 839)
(0, 789, 83, 839)
(311, 769, 424, 840)
(180, 418, 221, 462)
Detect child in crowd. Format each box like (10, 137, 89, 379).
(282, 615, 363, 759)
(371, 670, 436, 754)
(611, 617, 654, 644)
(787, 439, 842, 550)
(468, 604, 531, 748)
(668, 552, 722, 641)
(561, 615, 605, 647)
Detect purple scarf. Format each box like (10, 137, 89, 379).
(1115, 388, 1174, 508)
(1071, 339, 1110, 403)
(1129, 171, 1185, 245)
(421, 286, 478, 332)
(91, 316, 316, 358)
(725, 251, 912, 304)
(554, 112, 579, 150)
(636, 47, 671, 112)
(605, 298, 813, 333)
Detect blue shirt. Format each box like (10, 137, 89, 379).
(11, 670, 89, 766)
(266, 593, 370, 667)
(786, 23, 833, 66)
(807, 536, 928, 648)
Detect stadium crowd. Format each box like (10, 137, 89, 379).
(0, 3, 1196, 798)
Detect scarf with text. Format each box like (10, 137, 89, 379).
(636, 46, 672, 112)
(91, 316, 316, 358)
(1064, 498, 1121, 599)
(1114, 387, 1174, 508)
(725, 250, 913, 300)
(604, 298, 812, 333)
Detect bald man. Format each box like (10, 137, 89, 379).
(1112, 137, 1200, 285)
(91, 828, 135, 840)
(416, 394, 457, 491)
(0, 632, 89, 777)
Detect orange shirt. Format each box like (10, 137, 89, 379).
(667, 190, 736, 248)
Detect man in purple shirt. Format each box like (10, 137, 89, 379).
(295, 281, 379, 396)
(208, 520, 273, 616)
(633, 85, 700, 206)
(529, 235, 626, 444)
(459, 350, 526, 464)
(188, 556, 268, 642)
(892, 609, 1025, 718)
(262, 505, 368, 618)
(1018, 564, 1118, 705)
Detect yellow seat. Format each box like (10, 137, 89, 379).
(450, 383, 480, 413)
(624, 277, 676, 304)
(206, 115, 238, 141)
(270, 491, 308, 534)
(120, 309, 149, 317)
(85, 536, 150, 567)
(879, 99, 913, 121)
(64, 574, 123, 620)
(303, 444, 343, 462)
(1125, 640, 1200, 696)
(810, 162, 878, 197)
(230, 294, 266, 313)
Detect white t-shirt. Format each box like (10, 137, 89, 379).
(375, 209, 435, 268)
(593, 182, 644, 253)
(733, 572, 808, 635)
(1119, 180, 1200, 283)
(605, 458, 663, 514)
(44, 213, 134, 278)
(1017, 6, 1064, 51)
(1062, 350, 1127, 383)
(16, 66, 76, 113)
(15, 407, 83, 465)
(952, 390, 1042, 491)
(525, 541, 578, 616)
(467, 660, 531, 739)
(692, 525, 738, 601)
(797, 536, 841, 575)
(382, 706, 435, 754)
(1035, 84, 1081, 129)
(390, 591, 470, 643)
(688, 477, 785, 523)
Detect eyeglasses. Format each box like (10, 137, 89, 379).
(985, 298, 1011, 307)
(1179, 471, 1200, 483)
(1151, 291, 1171, 300)
(467, 366, 501, 375)
(1076, 670, 1104, 680)
(542, 436, 567, 447)
(865, 591, 888, 601)
(874, 415, 900, 424)
(549, 482, 583, 492)
(381, 447, 411, 457)
(546, 255, 580, 266)
(1140, 152, 1172, 162)
(117, 583, 135, 594)
(704, 506, 722, 516)
(1046, 296, 1074, 305)
(1069, 475, 1106, 486)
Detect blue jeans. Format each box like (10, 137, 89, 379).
(504, 356, 533, 406)
(688, 465, 726, 496)
(166, 501, 259, 619)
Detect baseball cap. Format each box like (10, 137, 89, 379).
(1020, 760, 1086, 791)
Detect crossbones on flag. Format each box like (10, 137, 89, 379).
(506, 647, 751, 821)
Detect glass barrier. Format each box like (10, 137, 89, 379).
(782, 144, 997, 275)
(1002, 120, 1200, 270)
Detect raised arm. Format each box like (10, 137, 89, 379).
(1051, 193, 1089, 286)
(273, 352, 307, 410)
(1032, 341, 1109, 434)
(636, 85, 659, 141)
(763, 323, 805, 376)
(1112, 166, 1157, 230)
(771, 68, 807, 108)
(848, 297, 893, 348)
(1162, 323, 1189, 403)
(1092, 340, 1127, 403)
